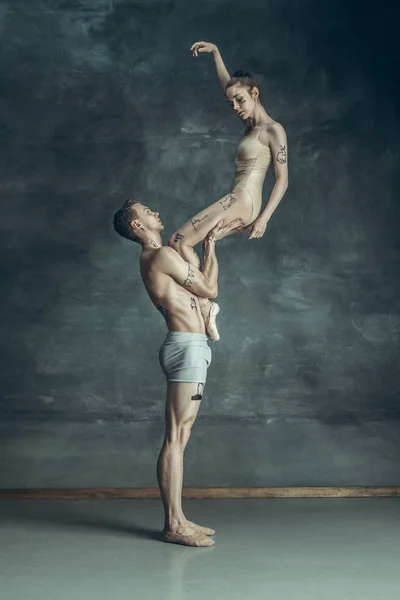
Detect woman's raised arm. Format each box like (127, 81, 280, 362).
(190, 41, 231, 91)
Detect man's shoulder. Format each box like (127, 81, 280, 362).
(153, 245, 183, 271)
(154, 246, 177, 262)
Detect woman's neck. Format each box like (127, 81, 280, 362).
(249, 106, 272, 128)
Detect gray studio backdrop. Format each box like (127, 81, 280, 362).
(1, 0, 399, 488)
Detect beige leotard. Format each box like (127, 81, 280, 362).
(234, 123, 272, 224)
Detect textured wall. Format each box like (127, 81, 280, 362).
(1, 0, 399, 487)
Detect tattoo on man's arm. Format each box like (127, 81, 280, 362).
(190, 296, 197, 310)
(183, 263, 195, 288)
(277, 145, 287, 164)
(156, 304, 169, 321)
(219, 192, 237, 211)
(191, 214, 209, 231)
(173, 233, 185, 243)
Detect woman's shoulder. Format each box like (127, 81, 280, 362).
(258, 120, 285, 145)
(243, 119, 284, 134)
(265, 120, 285, 135)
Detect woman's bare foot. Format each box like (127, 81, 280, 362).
(163, 522, 215, 547)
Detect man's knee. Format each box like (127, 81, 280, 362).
(181, 423, 193, 447)
(166, 421, 193, 446)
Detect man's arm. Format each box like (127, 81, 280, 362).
(200, 233, 218, 297)
(156, 220, 240, 297)
(155, 246, 218, 298)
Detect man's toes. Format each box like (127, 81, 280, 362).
(186, 520, 216, 536)
(163, 529, 215, 547)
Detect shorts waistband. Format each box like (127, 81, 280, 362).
(165, 331, 208, 342)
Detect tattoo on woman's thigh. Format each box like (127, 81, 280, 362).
(191, 214, 209, 231)
(219, 192, 237, 211)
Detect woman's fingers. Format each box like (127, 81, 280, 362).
(190, 41, 212, 56)
(190, 42, 202, 53)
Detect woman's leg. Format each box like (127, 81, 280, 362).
(157, 381, 214, 546)
(168, 189, 253, 340)
(168, 187, 253, 252)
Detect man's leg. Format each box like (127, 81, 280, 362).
(156, 381, 215, 547)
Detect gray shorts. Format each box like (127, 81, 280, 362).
(159, 331, 212, 383)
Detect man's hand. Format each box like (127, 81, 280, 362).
(205, 219, 242, 243)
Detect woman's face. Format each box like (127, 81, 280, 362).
(225, 85, 257, 120)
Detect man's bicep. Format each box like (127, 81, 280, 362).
(158, 249, 212, 297)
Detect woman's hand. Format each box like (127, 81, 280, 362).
(190, 41, 217, 56)
(247, 216, 268, 240)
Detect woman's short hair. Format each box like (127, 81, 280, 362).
(225, 70, 261, 101)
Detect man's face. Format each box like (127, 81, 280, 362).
(133, 203, 164, 233)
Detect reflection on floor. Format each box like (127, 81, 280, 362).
(1, 498, 399, 600)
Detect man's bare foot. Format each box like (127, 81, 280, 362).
(201, 301, 220, 342)
(163, 522, 215, 547)
(184, 520, 215, 536)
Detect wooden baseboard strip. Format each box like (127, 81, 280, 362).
(0, 487, 400, 500)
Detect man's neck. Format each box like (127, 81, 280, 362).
(142, 234, 163, 251)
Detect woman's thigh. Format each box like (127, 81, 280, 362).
(169, 188, 253, 248)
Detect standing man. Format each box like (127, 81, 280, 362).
(113, 199, 239, 547)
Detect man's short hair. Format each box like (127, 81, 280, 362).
(113, 199, 141, 243)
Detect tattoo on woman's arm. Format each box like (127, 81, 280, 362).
(183, 263, 195, 287)
(277, 145, 287, 164)
(219, 192, 236, 211)
(191, 214, 209, 231)
(190, 297, 197, 310)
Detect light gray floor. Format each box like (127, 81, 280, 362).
(1, 498, 399, 600)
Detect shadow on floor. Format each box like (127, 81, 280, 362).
(0, 500, 163, 541)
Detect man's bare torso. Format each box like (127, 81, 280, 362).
(140, 247, 206, 334)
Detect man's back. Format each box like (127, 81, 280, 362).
(139, 246, 206, 334)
